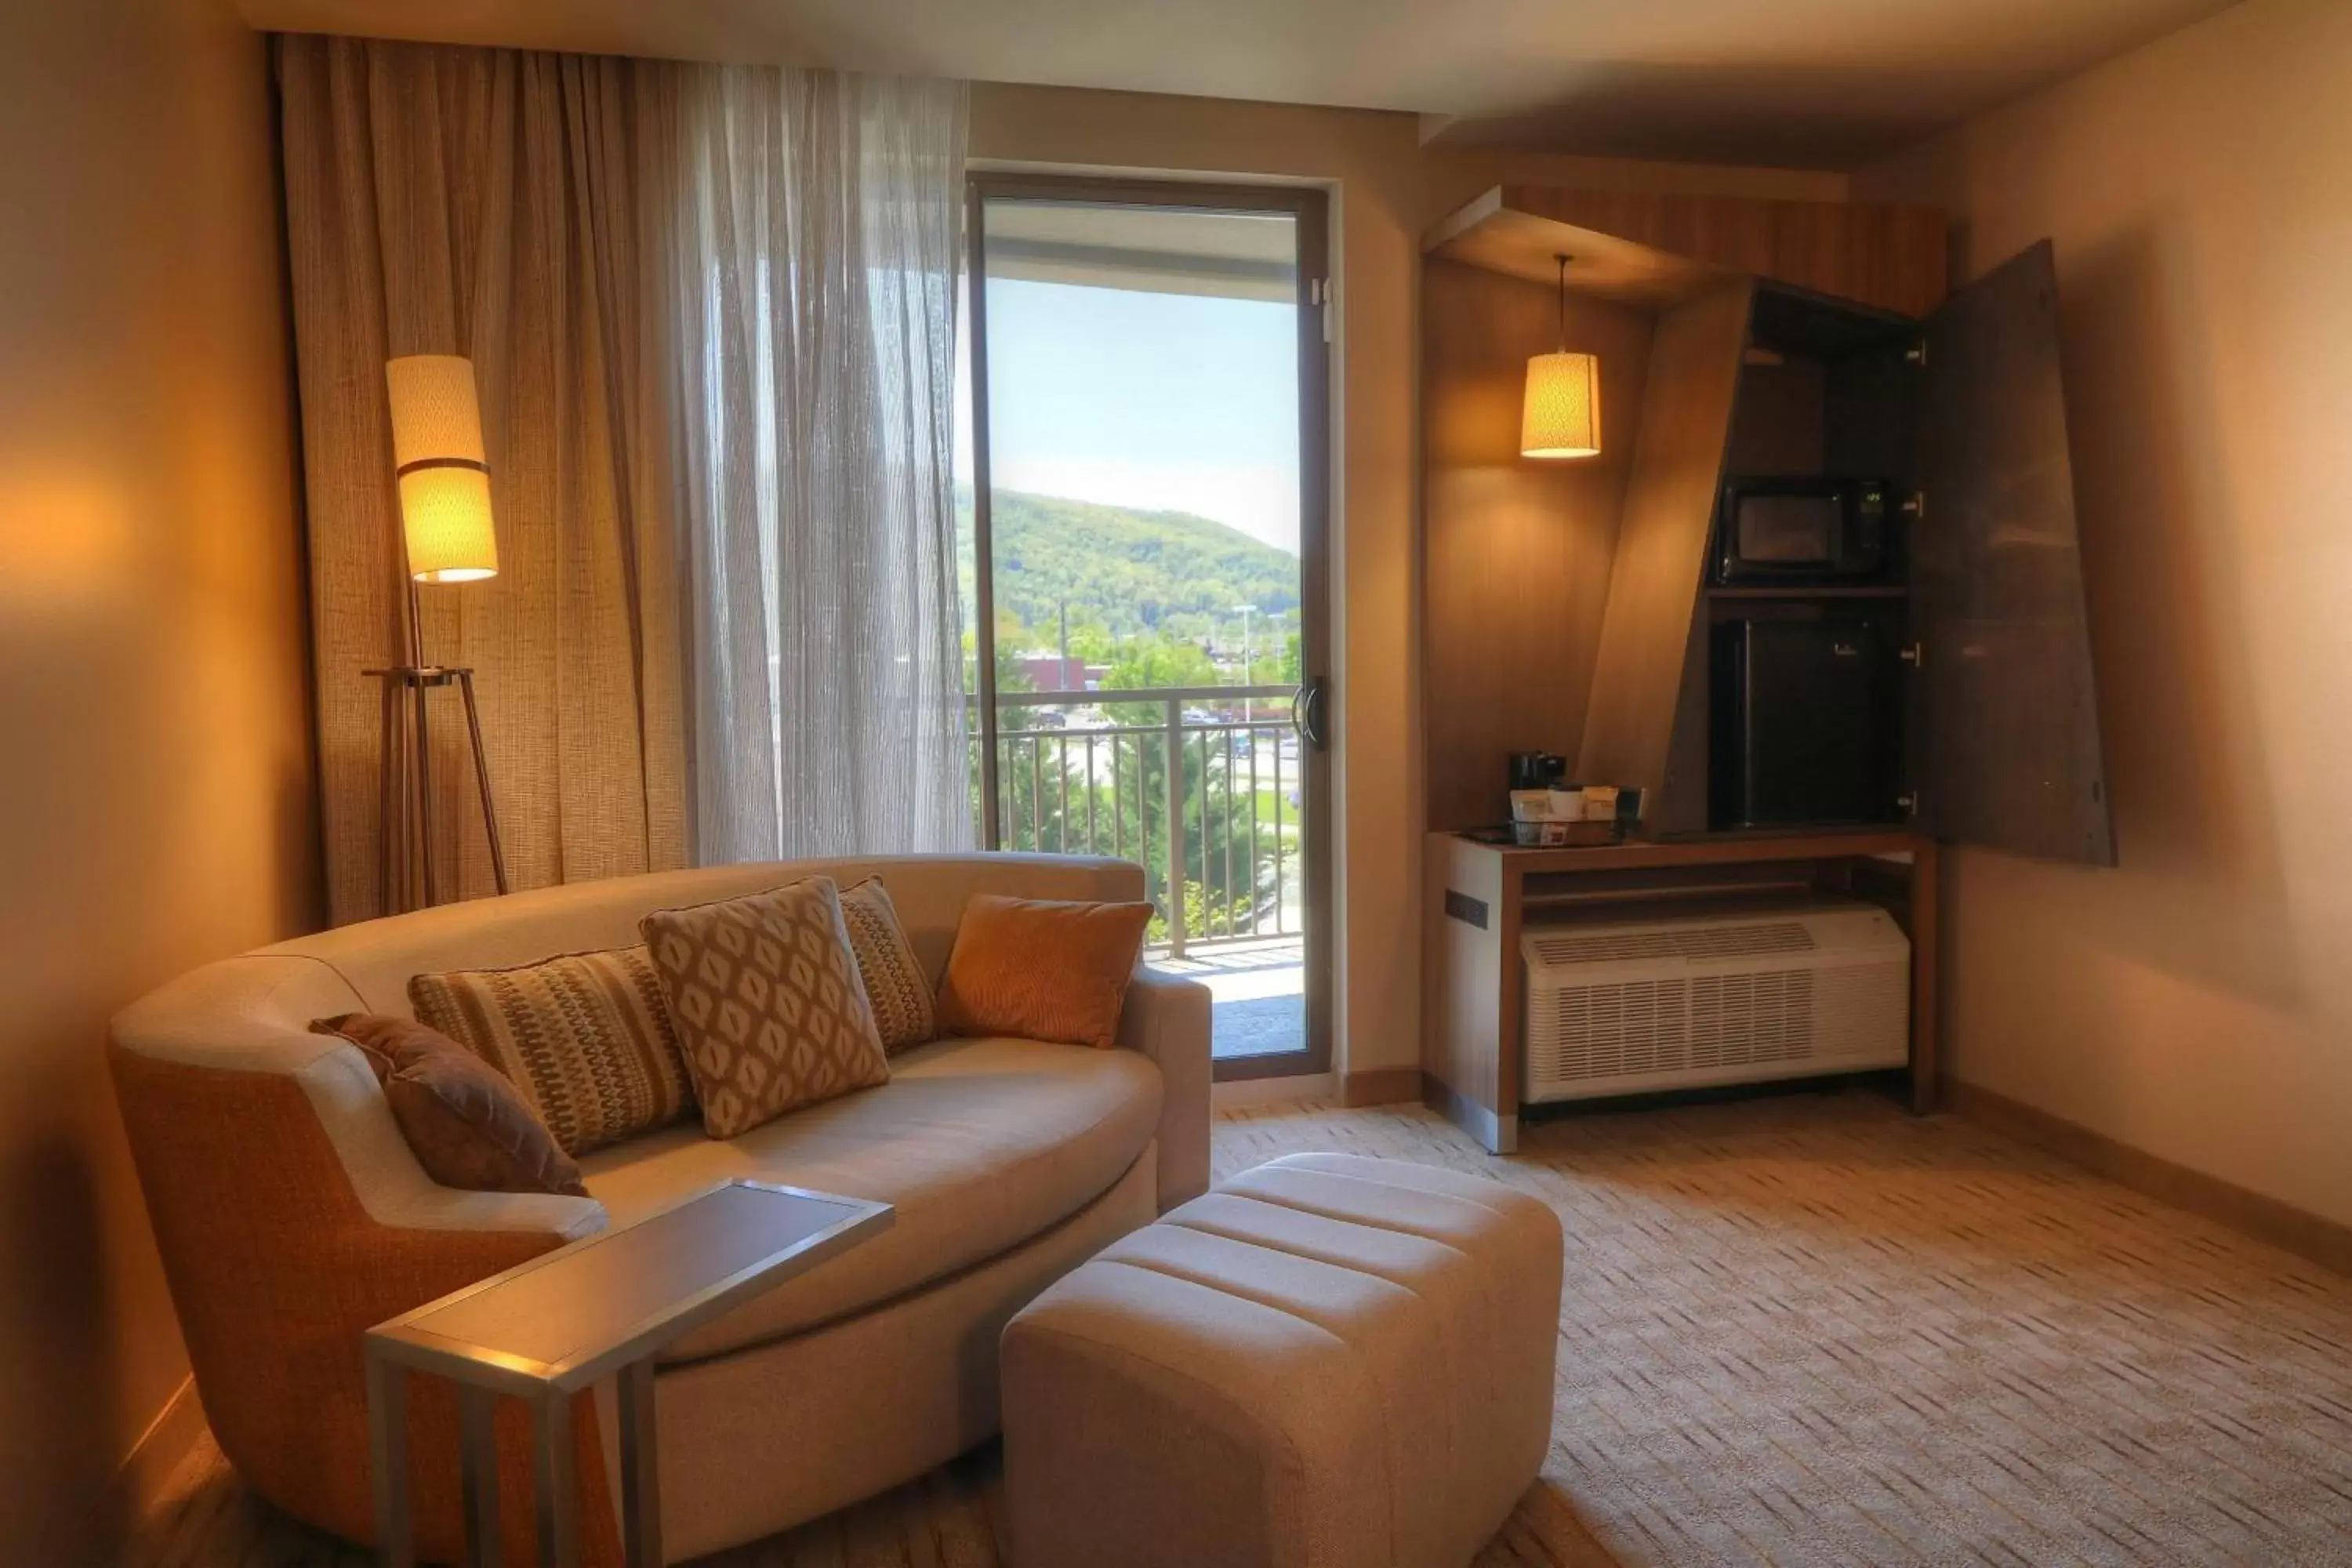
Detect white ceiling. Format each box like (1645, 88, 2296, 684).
(237, 0, 2237, 169)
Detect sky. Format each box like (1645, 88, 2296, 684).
(953, 277, 1304, 557)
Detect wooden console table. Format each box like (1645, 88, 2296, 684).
(1421, 826, 1938, 1153)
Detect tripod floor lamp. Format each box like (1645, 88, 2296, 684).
(369, 354, 510, 914)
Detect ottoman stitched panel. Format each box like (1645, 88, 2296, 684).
(1002, 1152, 1564, 1568)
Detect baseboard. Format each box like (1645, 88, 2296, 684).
(1946, 1080, 2352, 1278)
(1421, 1071, 1515, 1154)
(1340, 1066, 1421, 1107)
(1212, 1072, 1334, 1109)
(115, 1374, 206, 1519)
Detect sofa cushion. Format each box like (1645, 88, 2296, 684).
(578, 1033, 1161, 1363)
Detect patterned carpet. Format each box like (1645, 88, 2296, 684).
(131, 1091, 2352, 1566)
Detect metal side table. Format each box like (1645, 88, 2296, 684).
(365, 1179, 892, 1567)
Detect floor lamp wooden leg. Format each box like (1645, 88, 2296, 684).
(371, 664, 504, 915)
(456, 670, 509, 896)
(378, 676, 403, 918)
(412, 678, 438, 908)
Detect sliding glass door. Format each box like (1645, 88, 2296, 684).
(960, 174, 1332, 1080)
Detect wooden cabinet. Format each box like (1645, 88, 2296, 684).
(1911, 242, 2113, 863)
(1423, 829, 1940, 1152)
(1424, 187, 2114, 866)
(1415, 190, 2113, 1150)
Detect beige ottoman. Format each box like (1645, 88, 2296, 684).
(1002, 1152, 1563, 1568)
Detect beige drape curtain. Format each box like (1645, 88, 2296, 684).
(278, 36, 691, 924)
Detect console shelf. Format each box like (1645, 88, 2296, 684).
(1423, 827, 1940, 1152)
(1708, 585, 1910, 600)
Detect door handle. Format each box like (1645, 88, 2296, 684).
(1292, 677, 1329, 751)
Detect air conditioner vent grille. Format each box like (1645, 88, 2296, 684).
(1527, 922, 1815, 966)
(1522, 903, 1909, 1102)
(1531, 979, 1690, 1084)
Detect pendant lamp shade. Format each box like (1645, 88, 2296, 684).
(1521, 350, 1602, 459)
(386, 354, 499, 583)
(1522, 252, 1602, 460)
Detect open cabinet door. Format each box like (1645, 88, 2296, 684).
(1914, 239, 2115, 865)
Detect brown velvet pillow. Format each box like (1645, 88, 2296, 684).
(311, 1014, 590, 1197)
(935, 894, 1154, 1050)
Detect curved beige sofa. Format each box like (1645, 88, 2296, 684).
(111, 853, 1210, 1565)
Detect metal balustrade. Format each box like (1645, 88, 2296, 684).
(974, 684, 1303, 958)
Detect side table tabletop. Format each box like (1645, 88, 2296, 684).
(365, 1178, 893, 1568)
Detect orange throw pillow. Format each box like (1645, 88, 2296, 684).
(935, 894, 1154, 1050)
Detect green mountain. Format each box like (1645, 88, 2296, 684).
(956, 488, 1298, 641)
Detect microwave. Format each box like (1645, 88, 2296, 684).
(1711, 476, 1889, 585)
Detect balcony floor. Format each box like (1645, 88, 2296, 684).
(1147, 935, 1304, 1060)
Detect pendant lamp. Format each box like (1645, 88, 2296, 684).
(1521, 254, 1602, 459)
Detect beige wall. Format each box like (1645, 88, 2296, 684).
(1856, 0, 2352, 1227)
(971, 82, 1841, 1081)
(0, 0, 319, 1554)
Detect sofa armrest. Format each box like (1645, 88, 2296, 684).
(111, 1040, 622, 1566)
(1117, 967, 1213, 1210)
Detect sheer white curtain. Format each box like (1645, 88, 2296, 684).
(666, 67, 972, 862)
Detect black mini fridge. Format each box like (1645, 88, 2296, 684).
(1710, 617, 1900, 828)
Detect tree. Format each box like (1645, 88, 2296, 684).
(985, 694, 1295, 941)
(956, 485, 1308, 941)
(1102, 637, 1221, 724)
(1065, 619, 1118, 666)
(993, 611, 1036, 731)
(1277, 628, 1303, 686)
(955, 487, 1300, 641)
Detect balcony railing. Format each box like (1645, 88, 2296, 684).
(976, 684, 1303, 958)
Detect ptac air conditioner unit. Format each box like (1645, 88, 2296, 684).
(1520, 900, 1909, 1102)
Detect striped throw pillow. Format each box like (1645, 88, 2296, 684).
(838, 878, 935, 1053)
(408, 946, 694, 1158)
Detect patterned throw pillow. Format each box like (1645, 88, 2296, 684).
(838, 878, 935, 1053)
(408, 946, 695, 1158)
(638, 877, 891, 1140)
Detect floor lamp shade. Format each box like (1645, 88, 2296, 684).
(386, 354, 499, 583)
(1521, 350, 1602, 459)
(374, 353, 510, 913)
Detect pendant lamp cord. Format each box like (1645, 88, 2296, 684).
(1555, 253, 1570, 350)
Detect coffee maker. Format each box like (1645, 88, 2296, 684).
(1507, 752, 1568, 793)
